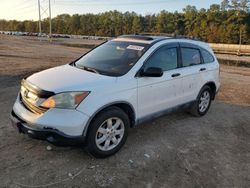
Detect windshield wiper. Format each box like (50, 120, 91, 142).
(83, 66, 100, 74)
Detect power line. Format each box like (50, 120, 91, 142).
(14, 0, 34, 8)
(55, 0, 173, 6)
(16, 4, 37, 11)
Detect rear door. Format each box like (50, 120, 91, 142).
(177, 43, 206, 104)
(200, 48, 220, 89)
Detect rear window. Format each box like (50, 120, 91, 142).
(201, 49, 215, 63)
(181, 48, 201, 67)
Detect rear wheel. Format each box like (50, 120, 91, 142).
(190, 86, 212, 117)
(86, 107, 129, 158)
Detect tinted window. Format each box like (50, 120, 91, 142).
(144, 47, 178, 71)
(75, 41, 149, 76)
(181, 48, 201, 67)
(201, 49, 214, 63)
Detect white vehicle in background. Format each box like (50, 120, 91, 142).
(11, 35, 220, 158)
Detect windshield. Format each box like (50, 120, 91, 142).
(74, 41, 149, 76)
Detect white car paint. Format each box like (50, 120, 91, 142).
(27, 64, 116, 93)
(12, 36, 220, 137)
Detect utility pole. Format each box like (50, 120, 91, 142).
(37, 0, 52, 42)
(239, 26, 242, 55)
(49, 0, 52, 42)
(38, 0, 42, 37)
(236, 11, 242, 56)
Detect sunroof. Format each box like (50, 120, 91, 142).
(118, 35, 155, 41)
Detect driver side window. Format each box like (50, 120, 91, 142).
(144, 46, 178, 71)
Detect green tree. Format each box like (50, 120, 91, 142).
(183, 5, 198, 36)
(132, 15, 142, 34)
(0, 1, 250, 44)
(221, 0, 230, 10)
(230, 0, 250, 11)
(70, 14, 81, 34)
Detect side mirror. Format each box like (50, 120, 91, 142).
(141, 67, 163, 77)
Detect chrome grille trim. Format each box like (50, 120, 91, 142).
(20, 94, 48, 114)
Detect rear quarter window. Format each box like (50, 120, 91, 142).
(201, 49, 215, 63)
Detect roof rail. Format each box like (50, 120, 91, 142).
(140, 33, 201, 41)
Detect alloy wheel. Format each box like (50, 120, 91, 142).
(198, 90, 211, 113)
(95, 117, 125, 151)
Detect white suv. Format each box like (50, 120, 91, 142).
(11, 35, 220, 158)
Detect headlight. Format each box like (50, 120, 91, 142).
(40, 91, 90, 109)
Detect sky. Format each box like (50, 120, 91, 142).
(0, 0, 222, 21)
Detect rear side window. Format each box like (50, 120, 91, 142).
(144, 47, 178, 71)
(181, 48, 201, 67)
(201, 49, 214, 63)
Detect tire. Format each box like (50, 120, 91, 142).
(190, 85, 212, 117)
(86, 107, 129, 158)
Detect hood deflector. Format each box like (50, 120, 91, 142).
(21, 79, 55, 98)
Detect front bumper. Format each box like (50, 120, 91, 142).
(11, 94, 90, 145)
(10, 110, 86, 145)
(13, 94, 90, 135)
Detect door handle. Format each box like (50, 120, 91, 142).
(171, 73, 181, 78)
(200, 68, 206, 71)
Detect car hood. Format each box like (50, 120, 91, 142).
(26, 64, 116, 93)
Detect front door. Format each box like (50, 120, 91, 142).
(137, 43, 182, 120)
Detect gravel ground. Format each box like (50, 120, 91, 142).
(0, 35, 250, 188)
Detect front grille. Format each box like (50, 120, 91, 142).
(19, 79, 54, 115)
(20, 94, 48, 114)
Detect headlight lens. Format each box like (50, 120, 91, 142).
(40, 91, 90, 109)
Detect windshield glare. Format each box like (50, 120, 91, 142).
(75, 41, 149, 76)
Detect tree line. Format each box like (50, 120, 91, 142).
(0, 0, 250, 44)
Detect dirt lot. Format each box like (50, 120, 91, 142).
(0, 35, 250, 187)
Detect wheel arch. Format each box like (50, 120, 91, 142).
(203, 81, 217, 100)
(83, 101, 136, 137)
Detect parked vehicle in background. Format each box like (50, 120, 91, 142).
(10, 35, 220, 158)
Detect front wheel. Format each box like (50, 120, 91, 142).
(190, 86, 212, 117)
(86, 107, 129, 158)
